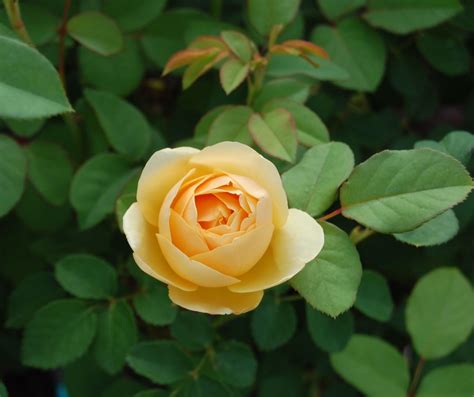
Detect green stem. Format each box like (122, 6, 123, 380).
(2, 0, 34, 45)
(349, 226, 376, 245)
(407, 357, 425, 397)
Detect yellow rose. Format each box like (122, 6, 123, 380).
(123, 142, 324, 314)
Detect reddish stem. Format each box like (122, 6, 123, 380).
(318, 207, 342, 222)
(57, 0, 71, 86)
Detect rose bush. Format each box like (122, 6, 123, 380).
(123, 141, 324, 314)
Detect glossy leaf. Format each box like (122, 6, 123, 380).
(219, 58, 249, 94)
(213, 341, 257, 388)
(318, 0, 367, 20)
(133, 283, 177, 326)
(248, 0, 301, 35)
(355, 270, 393, 322)
(221, 30, 252, 62)
(207, 105, 253, 145)
(170, 311, 214, 350)
(417, 364, 474, 397)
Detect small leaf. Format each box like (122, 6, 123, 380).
(4, 117, 45, 138)
(306, 305, 353, 353)
(394, 209, 459, 247)
(248, 0, 301, 35)
(102, 0, 166, 32)
(330, 334, 410, 397)
(182, 50, 225, 89)
(214, 341, 257, 388)
(355, 270, 393, 322)
(221, 30, 253, 62)
(127, 341, 193, 385)
(194, 105, 231, 139)
(25, 141, 73, 206)
(133, 283, 177, 326)
(406, 267, 474, 359)
(93, 301, 138, 374)
(248, 109, 297, 162)
(85, 89, 151, 161)
(417, 364, 474, 397)
(318, 0, 366, 20)
(55, 254, 118, 299)
(219, 58, 249, 94)
(441, 130, 474, 165)
(340, 149, 473, 234)
(170, 311, 214, 351)
(251, 295, 297, 351)
(0, 35, 72, 118)
(253, 77, 311, 110)
(0, 136, 27, 217)
(278, 39, 329, 59)
(282, 142, 354, 216)
(163, 48, 218, 75)
(291, 222, 362, 317)
(207, 105, 253, 145)
(22, 299, 98, 369)
(67, 12, 123, 56)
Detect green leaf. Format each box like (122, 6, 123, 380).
(394, 209, 459, 247)
(93, 301, 138, 374)
(127, 341, 192, 385)
(6, 271, 66, 329)
(25, 141, 73, 206)
(0, 136, 26, 217)
(207, 105, 253, 145)
(79, 38, 145, 97)
(330, 335, 410, 397)
(249, 109, 298, 162)
(55, 254, 118, 299)
(102, 0, 167, 32)
(355, 270, 393, 322)
(133, 283, 177, 326)
(406, 267, 474, 359)
(306, 305, 353, 353)
(3, 117, 45, 138)
(364, 0, 463, 34)
(311, 18, 386, 92)
(22, 299, 98, 369)
(134, 390, 168, 397)
(67, 12, 123, 56)
(0, 381, 7, 397)
(416, 31, 469, 76)
(251, 295, 297, 351)
(441, 130, 474, 165)
(263, 99, 329, 146)
(253, 78, 311, 110)
(70, 153, 137, 229)
(0, 36, 71, 118)
(219, 58, 249, 94)
(291, 222, 362, 317)
(282, 142, 354, 216)
(85, 89, 150, 160)
(248, 0, 301, 35)
(318, 0, 367, 20)
(170, 311, 214, 351)
(175, 377, 232, 397)
(221, 30, 252, 62)
(214, 341, 257, 388)
(116, 192, 135, 232)
(194, 105, 231, 139)
(340, 149, 473, 234)
(13, 4, 58, 46)
(417, 364, 474, 397)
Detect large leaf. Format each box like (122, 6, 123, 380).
(291, 222, 362, 317)
(247, 0, 301, 35)
(207, 106, 253, 145)
(127, 341, 193, 385)
(67, 12, 123, 56)
(340, 149, 473, 233)
(70, 153, 137, 229)
(22, 299, 98, 369)
(25, 141, 73, 206)
(93, 301, 138, 374)
(85, 89, 150, 160)
(248, 109, 298, 162)
(133, 283, 177, 326)
(318, 0, 367, 20)
(364, 0, 463, 34)
(406, 267, 474, 359)
(0, 136, 27, 217)
(354, 270, 393, 322)
(102, 0, 166, 32)
(213, 341, 257, 388)
(417, 364, 474, 397)
(282, 142, 354, 216)
(0, 36, 71, 118)
(170, 311, 214, 351)
(311, 18, 386, 92)
(330, 335, 409, 397)
(54, 254, 118, 299)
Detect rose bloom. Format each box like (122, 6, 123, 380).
(123, 142, 324, 315)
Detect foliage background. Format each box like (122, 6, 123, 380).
(0, 0, 473, 396)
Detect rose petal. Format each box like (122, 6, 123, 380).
(137, 147, 199, 226)
(169, 209, 208, 256)
(157, 234, 240, 288)
(123, 203, 196, 291)
(168, 285, 264, 315)
(191, 224, 274, 277)
(189, 142, 288, 227)
(229, 208, 324, 293)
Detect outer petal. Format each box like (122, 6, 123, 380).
(168, 286, 264, 315)
(191, 224, 274, 277)
(157, 234, 240, 288)
(123, 203, 197, 291)
(229, 208, 324, 293)
(189, 142, 288, 227)
(137, 147, 199, 226)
